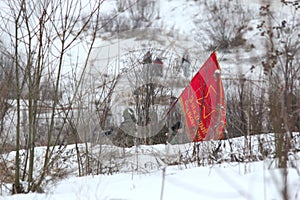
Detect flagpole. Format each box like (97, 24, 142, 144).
(214, 51, 225, 140)
(162, 97, 179, 120)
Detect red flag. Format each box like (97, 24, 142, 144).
(178, 52, 226, 142)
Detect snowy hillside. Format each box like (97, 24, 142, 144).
(0, 0, 299, 199)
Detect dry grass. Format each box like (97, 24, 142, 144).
(0, 160, 15, 183)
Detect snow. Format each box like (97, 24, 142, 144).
(2, 159, 300, 200)
(1, 0, 299, 199)
(1, 137, 300, 199)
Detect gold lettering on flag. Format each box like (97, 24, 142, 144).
(176, 52, 226, 142)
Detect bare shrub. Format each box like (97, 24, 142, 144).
(225, 76, 268, 138)
(258, 1, 300, 133)
(127, 0, 157, 29)
(194, 0, 252, 50)
(0, 159, 14, 184)
(100, 0, 159, 35)
(257, 1, 300, 199)
(100, 11, 132, 33)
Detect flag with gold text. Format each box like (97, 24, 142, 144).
(178, 52, 226, 142)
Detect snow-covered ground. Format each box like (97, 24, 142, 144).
(1, 0, 299, 199)
(2, 161, 300, 200)
(1, 134, 300, 199)
(0, 139, 300, 200)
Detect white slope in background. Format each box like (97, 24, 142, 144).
(83, 0, 289, 99)
(1, 0, 299, 200)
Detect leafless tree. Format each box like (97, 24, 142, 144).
(257, 1, 300, 199)
(0, 0, 103, 193)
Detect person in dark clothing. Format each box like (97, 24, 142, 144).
(181, 57, 190, 65)
(164, 97, 190, 144)
(171, 121, 182, 132)
(142, 51, 152, 64)
(181, 53, 191, 77)
(105, 108, 137, 147)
